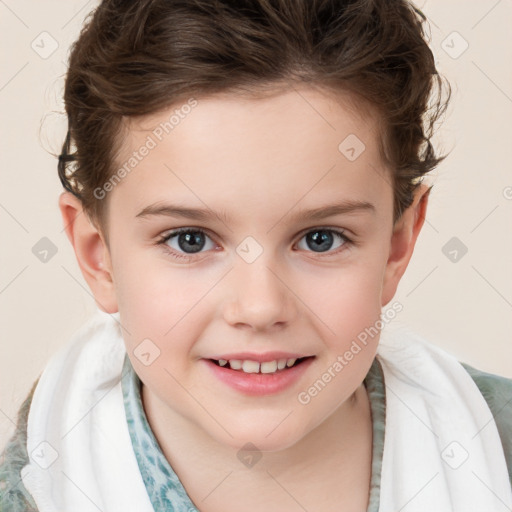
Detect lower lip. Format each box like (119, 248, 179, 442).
(202, 357, 315, 396)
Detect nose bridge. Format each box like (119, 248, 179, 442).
(224, 244, 294, 329)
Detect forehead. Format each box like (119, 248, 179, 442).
(109, 85, 392, 225)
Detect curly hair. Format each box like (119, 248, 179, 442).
(58, 0, 451, 245)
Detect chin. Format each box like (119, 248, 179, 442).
(209, 423, 306, 454)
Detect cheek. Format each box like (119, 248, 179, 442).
(113, 248, 212, 324)
(300, 259, 385, 338)
(112, 256, 216, 372)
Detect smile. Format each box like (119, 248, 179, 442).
(203, 356, 315, 396)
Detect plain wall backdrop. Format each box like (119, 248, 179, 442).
(1, 0, 511, 446)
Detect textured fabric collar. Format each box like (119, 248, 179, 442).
(121, 353, 200, 511)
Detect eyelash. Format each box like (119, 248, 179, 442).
(156, 227, 354, 262)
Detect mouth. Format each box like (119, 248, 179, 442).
(203, 355, 315, 395)
(203, 354, 316, 395)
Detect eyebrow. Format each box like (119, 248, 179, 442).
(135, 199, 376, 224)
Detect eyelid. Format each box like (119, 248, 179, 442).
(295, 225, 349, 239)
(157, 226, 219, 248)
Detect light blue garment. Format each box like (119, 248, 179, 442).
(120, 353, 202, 510)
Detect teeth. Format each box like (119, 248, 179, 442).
(216, 357, 303, 374)
(242, 360, 260, 373)
(260, 360, 278, 373)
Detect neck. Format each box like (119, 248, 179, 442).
(141, 383, 373, 511)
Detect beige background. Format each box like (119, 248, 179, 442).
(1, 0, 511, 446)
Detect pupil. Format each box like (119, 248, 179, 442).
(178, 231, 205, 253)
(307, 230, 333, 252)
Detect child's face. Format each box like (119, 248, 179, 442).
(68, 85, 426, 451)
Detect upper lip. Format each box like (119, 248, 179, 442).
(206, 352, 314, 363)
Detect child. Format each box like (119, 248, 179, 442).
(1, 0, 511, 510)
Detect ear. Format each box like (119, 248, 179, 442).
(381, 182, 431, 307)
(58, 191, 118, 313)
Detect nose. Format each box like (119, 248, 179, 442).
(223, 255, 296, 331)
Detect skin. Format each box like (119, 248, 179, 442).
(59, 84, 429, 511)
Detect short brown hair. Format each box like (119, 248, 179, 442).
(58, 0, 451, 246)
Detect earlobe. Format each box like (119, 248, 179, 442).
(58, 191, 118, 314)
(380, 183, 430, 307)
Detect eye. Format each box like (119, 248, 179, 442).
(156, 226, 353, 262)
(156, 228, 217, 261)
(295, 228, 352, 256)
